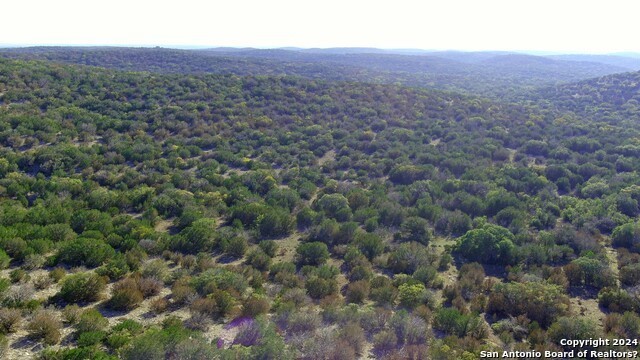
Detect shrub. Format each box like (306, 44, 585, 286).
(242, 296, 271, 317)
(136, 276, 163, 298)
(373, 330, 398, 354)
(62, 304, 82, 324)
(305, 277, 337, 299)
(399, 283, 428, 309)
(0, 249, 10, 269)
(0, 308, 21, 334)
(173, 338, 217, 359)
(58, 272, 106, 303)
(285, 311, 321, 335)
(57, 237, 115, 267)
(598, 287, 637, 313)
(487, 281, 570, 328)
(77, 331, 106, 347)
(397, 217, 432, 245)
(620, 263, 640, 286)
(141, 259, 169, 282)
(456, 224, 515, 265)
(49, 267, 66, 282)
(96, 254, 130, 280)
(564, 257, 616, 289)
(222, 236, 248, 258)
(27, 309, 62, 345)
(107, 279, 144, 311)
(259, 240, 278, 257)
(340, 322, 366, 354)
(548, 317, 600, 351)
(190, 297, 218, 317)
(234, 320, 263, 346)
(32, 274, 52, 290)
(184, 312, 210, 331)
(258, 207, 293, 238)
(612, 222, 640, 252)
(151, 297, 169, 314)
(246, 249, 272, 271)
(433, 307, 486, 339)
(296, 242, 329, 266)
(172, 284, 197, 305)
(346, 280, 370, 304)
(76, 308, 108, 334)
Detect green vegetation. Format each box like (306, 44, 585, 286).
(0, 48, 640, 358)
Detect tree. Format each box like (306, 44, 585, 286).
(173, 218, 218, 254)
(58, 273, 106, 303)
(564, 257, 616, 289)
(57, 237, 115, 268)
(487, 281, 570, 328)
(456, 224, 515, 265)
(398, 283, 428, 309)
(397, 217, 431, 245)
(315, 193, 351, 220)
(612, 222, 640, 252)
(296, 242, 330, 266)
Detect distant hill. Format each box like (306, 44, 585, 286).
(547, 54, 640, 71)
(537, 70, 640, 125)
(0, 46, 631, 99)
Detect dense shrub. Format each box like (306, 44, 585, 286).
(486, 281, 570, 328)
(27, 309, 62, 345)
(57, 237, 115, 267)
(58, 272, 106, 303)
(296, 242, 330, 266)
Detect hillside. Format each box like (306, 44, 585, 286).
(536, 70, 640, 125)
(1, 47, 630, 99)
(1, 58, 640, 359)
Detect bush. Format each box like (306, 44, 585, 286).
(487, 281, 570, 328)
(27, 309, 62, 345)
(564, 257, 616, 289)
(242, 296, 271, 317)
(107, 278, 144, 311)
(397, 217, 432, 245)
(0, 249, 10, 269)
(620, 263, 640, 286)
(222, 236, 248, 258)
(77, 330, 106, 347)
(398, 283, 428, 309)
(57, 237, 115, 267)
(598, 287, 637, 313)
(258, 207, 293, 238)
(190, 297, 218, 317)
(296, 242, 329, 266)
(548, 317, 600, 351)
(433, 307, 486, 339)
(305, 276, 337, 299)
(76, 308, 108, 334)
(151, 297, 169, 314)
(62, 304, 82, 324)
(259, 240, 279, 257)
(373, 330, 398, 354)
(246, 249, 272, 271)
(346, 280, 370, 304)
(456, 224, 515, 265)
(49, 267, 66, 282)
(58, 272, 106, 303)
(340, 322, 366, 354)
(141, 259, 169, 282)
(0, 308, 21, 334)
(138, 277, 162, 298)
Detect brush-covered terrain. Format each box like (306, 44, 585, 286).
(0, 49, 640, 359)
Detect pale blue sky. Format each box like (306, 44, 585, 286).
(2, 0, 639, 53)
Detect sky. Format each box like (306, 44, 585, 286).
(2, 0, 640, 54)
